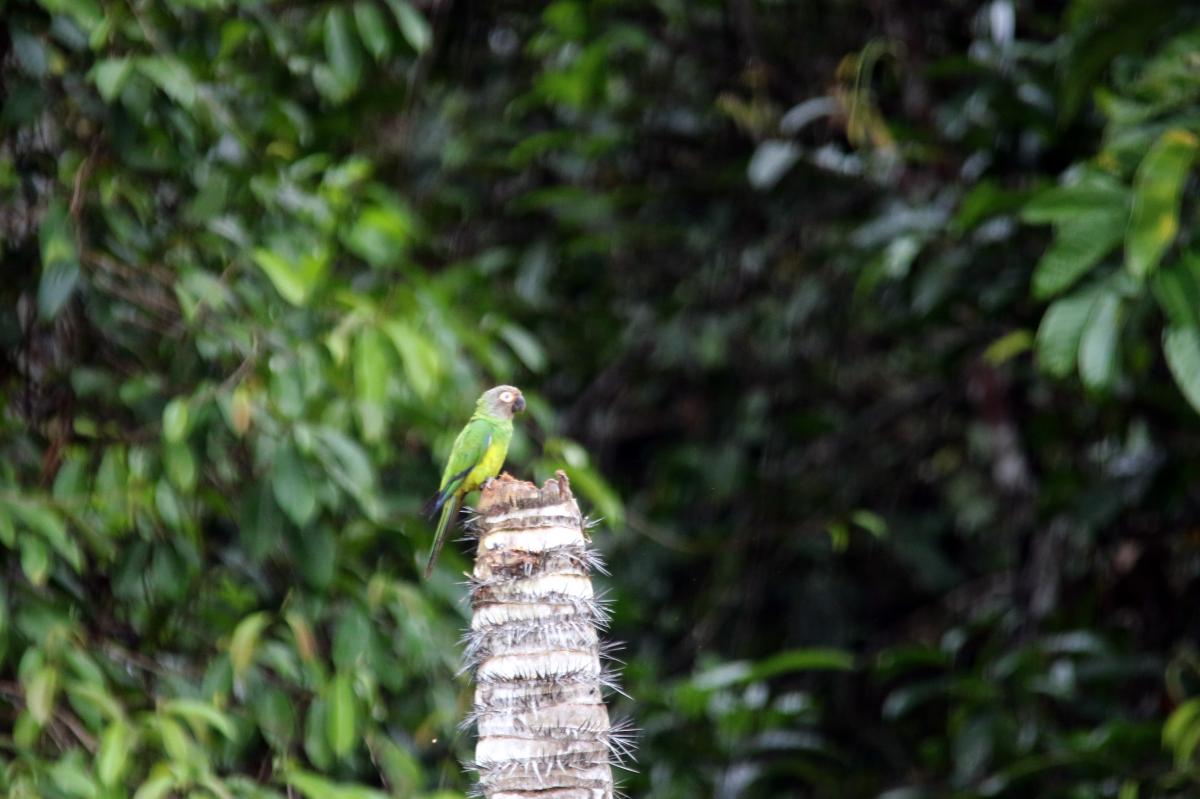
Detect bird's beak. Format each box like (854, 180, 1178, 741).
(514, 395, 526, 413)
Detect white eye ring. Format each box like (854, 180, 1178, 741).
(500, 392, 513, 402)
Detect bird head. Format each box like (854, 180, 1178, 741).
(478, 385, 526, 418)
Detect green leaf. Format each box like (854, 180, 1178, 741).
(332, 607, 371, 671)
(304, 698, 333, 771)
(1164, 697, 1200, 767)
(37, 257, 80, 320)
(162, 698, 237, 740)
(1021, 173, 1128, 224)
(1164, 326, 1200, 415)
(38, 200, 80, 320)
(20, 535, 51, 586)
(498, 322, 548, 372)
(96, 720, 132, 786)
(543, 0, 588, 39)
(63, 649, 105, 686)
(850, 509, 888, 538)
(982, 329, 1033, 365)
(314, 427, 374, 501)
(1153, 253, 1200, 328)
(0, 593, 9, 657)
(367, 734, 422, 795)
(334, 739, 403, 797)
(162, 398, 190, 442)
(286, 769, 388, 799)
(164, 441, 197, 492)
(137, 56, 198, 110)
(47, 754, 99, 799)
(286, 611, 319, 663)
(94, 447, 129, 532)
(326, 672, 358, 758)
(269, 356, 307, 419)
(1036, 290, 1098, 378)
(344, 203, 415, 267)
(354, 327, 390, 442)
(132, 769, 176, 799)
(36, 0, 104, 31)
(325, 8, 364, 94)
(253, 684, 296, 751)
(289, 524, 337, 590)
(272, 443, 318, 527)
(952, 714, 993, 785)
(385, 0, 431, 52)
(9, 500, 68, 548)
(881, 678, 952, 720)
(952, 180, 1029, 233)
(561, 462, 625, 529)
(154, 479, 184, 530)
(89, 57, 133, 102)
(690, 648, 855, 692)
(747, 140, 800, 190)
(748, 648, 856, 679)
(382, 320, 439, 400)
(65, 680, 124, 721)
(10, 31, 47, 79)
(1127, 129, 1198, 280)
(156, 715, 197, 767)
(52, 456, 88, 502)
(312, 64, 351, 103)
(0, 505, 13, 548)
(14, 711, 39, 750)
(1078, 291, 1123, 391)
(1031, 212, 1124, 299)
(546, 440, 624, 528)
(355, 2, 393, 61)
(25, 665, 59, 725)
(229, 611, 271, 680)
(252, 244, 329, 307)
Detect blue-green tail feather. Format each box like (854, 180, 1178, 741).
(422, 467, 473, 519)
(424, 494, 461, 578)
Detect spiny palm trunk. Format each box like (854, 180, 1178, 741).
(465, 473, 629, 798)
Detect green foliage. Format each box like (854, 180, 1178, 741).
(1021, 26, 1200, 398)
(802, 3, 1200, 795)
(6, 0, 1200, 797)
(0, 0, 619, 795)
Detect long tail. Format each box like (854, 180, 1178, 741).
(424, 493, 461, 578)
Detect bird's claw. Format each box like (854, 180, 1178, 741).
(482, 477, 496, 491)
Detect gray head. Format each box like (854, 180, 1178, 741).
(477, 385, 526, 419)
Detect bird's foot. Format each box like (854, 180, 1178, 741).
(481, 477, 496, 491)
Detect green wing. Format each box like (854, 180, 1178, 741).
(423, 419, 492, 578)
(422, 418, 492, 521)
(440, 418, 493, 491)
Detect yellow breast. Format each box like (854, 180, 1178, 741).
(464, 438, 508, 492)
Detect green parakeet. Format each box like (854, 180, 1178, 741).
(423, 385, 526, 577)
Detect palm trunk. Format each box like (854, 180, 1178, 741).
(465, 473, 629, 798)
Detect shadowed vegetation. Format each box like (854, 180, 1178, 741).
(3, 1, 1200, 797)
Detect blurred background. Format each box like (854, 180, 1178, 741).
(5, 0, 1200, 796)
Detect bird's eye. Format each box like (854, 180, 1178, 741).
(500, 391, 513, 403)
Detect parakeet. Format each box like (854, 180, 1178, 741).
(423, 385, 526, 577)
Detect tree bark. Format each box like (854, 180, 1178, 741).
(465, 473, 628, 799)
